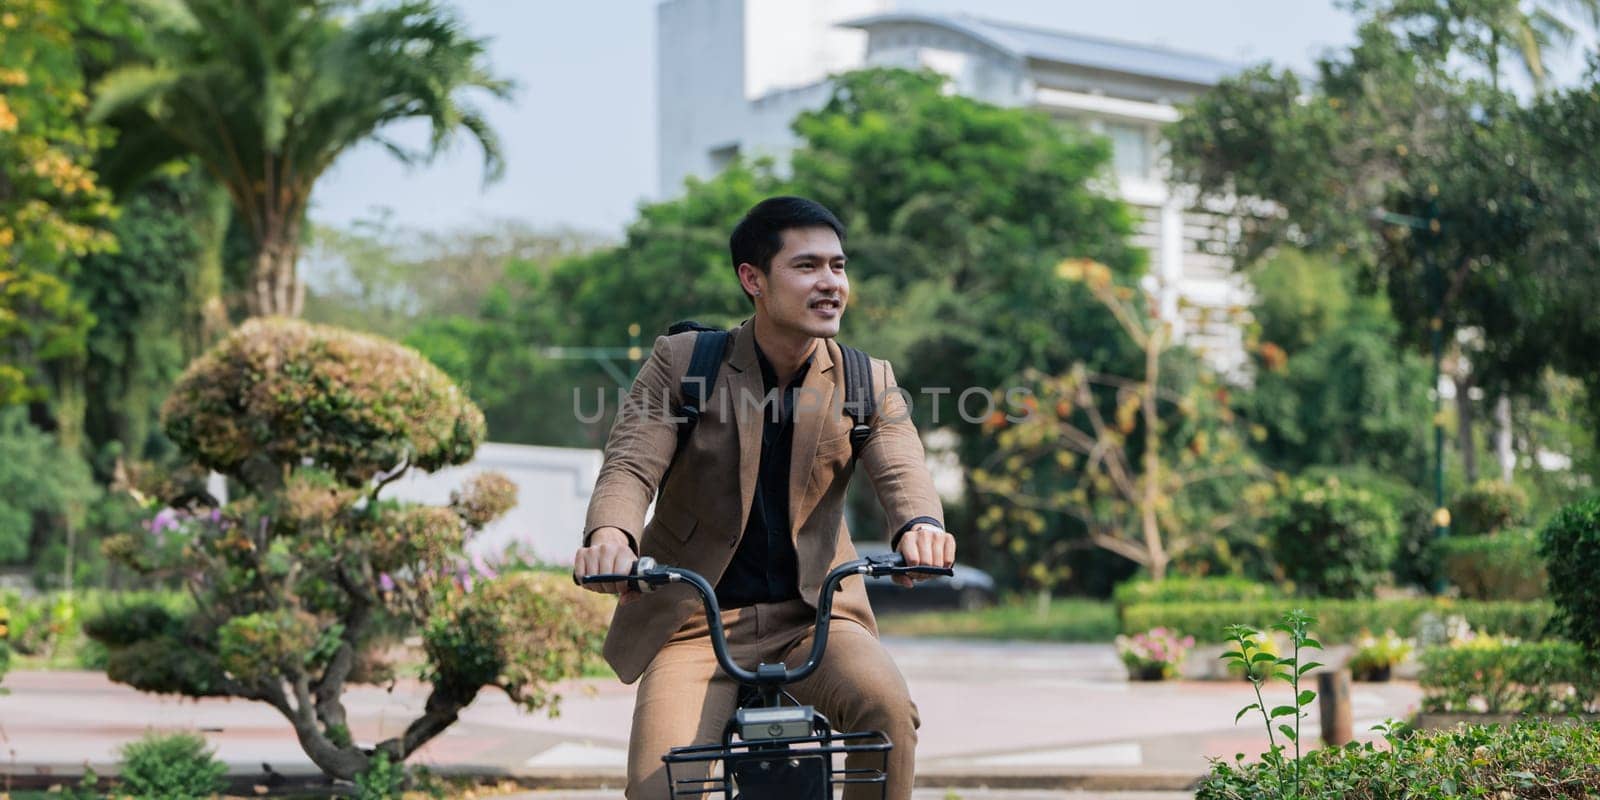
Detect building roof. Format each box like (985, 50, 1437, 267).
(841, 12, 1237, 87)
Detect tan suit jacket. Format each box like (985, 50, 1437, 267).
(583, 320, 944, 684)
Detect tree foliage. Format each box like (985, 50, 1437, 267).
(972, 261, 1273, 589)
(1167, 0, 1600, 422)
(90, 0, 511, 317)
(0, 0, 120, 409)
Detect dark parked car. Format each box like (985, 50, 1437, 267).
(853, 541, 997, 612)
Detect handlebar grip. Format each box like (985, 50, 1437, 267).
(578, 556, 667, 590)
(863, 553, 954, 578)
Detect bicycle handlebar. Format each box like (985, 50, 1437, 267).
(580, 554, 953, 686)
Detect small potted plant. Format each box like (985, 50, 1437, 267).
(1348, 629, 1412, 682)
(1115, 627, 1195, 681)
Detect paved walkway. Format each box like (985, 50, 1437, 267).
(0, 638, 1421, 792)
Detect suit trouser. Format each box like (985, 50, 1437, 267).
(625, 598, 920, 800)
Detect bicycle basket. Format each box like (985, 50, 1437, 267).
(663, 728, 890, 799)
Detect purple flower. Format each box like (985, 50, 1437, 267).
(209, 509, 222, 524)
(471, 552, 499, 580)
(147, 508, 181, 535)
(378, 573, 396, 593)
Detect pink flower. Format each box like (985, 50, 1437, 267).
(471, 552, 498, 580)
(379, 573, 396, 593)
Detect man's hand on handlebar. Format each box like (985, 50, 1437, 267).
(573, 527, 641, 605)
(895, 523, 956, 588)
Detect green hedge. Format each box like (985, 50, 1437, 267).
(1111, 575, 1284, 608)
(1121, 598, 1552, 643)
(1436, 529, 1547, 601)
(1420, 640, 1599, 715)
(1198, 720, 1600, 799)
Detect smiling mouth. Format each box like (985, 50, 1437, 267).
(809, 298, 842, 312)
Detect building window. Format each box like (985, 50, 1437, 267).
(1106, 122, 1151, 180)
(708, 143, 740, 172)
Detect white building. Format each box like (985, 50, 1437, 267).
(383, 442, 602, 566)
(657, 1, 1251, 374)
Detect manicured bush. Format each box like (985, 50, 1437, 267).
(1121, 597, 1551, 643)
(1420, 640, 1599, 715)
(1452, 479, 1529, 538)
(1538, 497, 1600, 652)
(90, 320, 607, 783)
(1112, 575, 1283, 608)
(1270, 473, 1399, 598)
(1197, 719, 1600, 799)
(117, 731, 228, 800)
(1437, 528, 1547, 601)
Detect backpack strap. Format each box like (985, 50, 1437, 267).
(837, 343, 876, 460)
(662, 327, 730, 491)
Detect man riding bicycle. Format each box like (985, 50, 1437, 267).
(572, 196, 955, 800)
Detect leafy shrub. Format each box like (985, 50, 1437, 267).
(1270, 474, 1399, 598)
(1452, 479, 1529, 538)
(355, 750, 406, 800)
(1347, 629, 1411, 681)
(1198, 719, 1600, 799)
(1121, 598, 1551, 643)
(1114, 627, 1195, 680)
(1389, 487, 1441, 591)
(1538, 497, 1600, 652)
(117, 731, 228, 799)
(0, 600, 11, 692)
(1437, 528, 1547, 601)
(1420, 640, 1599, 715)
(1112, 575, 1284, 608)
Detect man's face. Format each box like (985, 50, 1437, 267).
(749, 226, 849, 339)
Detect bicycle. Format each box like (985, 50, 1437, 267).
(581, 553, 952, 799)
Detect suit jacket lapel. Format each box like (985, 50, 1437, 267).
(788, 339, 836, 538)
(726, 323, 764, 534)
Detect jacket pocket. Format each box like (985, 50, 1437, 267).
(650, 501, 699, 545)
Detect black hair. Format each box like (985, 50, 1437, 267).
(729, 196, 846, 300)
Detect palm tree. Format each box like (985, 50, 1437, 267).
(1494, 0, 1600, 90)
(90, 0, 511, 318)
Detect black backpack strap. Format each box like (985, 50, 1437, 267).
(667, 329, 731, 483)
(837, 343, 875, 460)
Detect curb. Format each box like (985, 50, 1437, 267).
(0, 765, 1203, 794)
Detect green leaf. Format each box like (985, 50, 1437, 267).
(1278, 724, 1297, 742)
(1298, 689, 1317, 706)
(1270, 705, 1298, 719)
(1301, 638, 1323, 650)
(1272, 669, 1293, 682)
(1234, 703, 1259, 724)
(1297, 661, 1325, 676)
(1251, 651, 1279, 663)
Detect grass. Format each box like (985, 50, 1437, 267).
(875, 596, 1117, 642)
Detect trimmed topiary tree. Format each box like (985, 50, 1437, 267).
(92, 319, 608, 781)
(1538, 497, 1600, 653)
(1270, 473, 1399, 598)
(1451, 480, 1530, 538)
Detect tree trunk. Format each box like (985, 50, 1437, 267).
(187, 179, 232, 351)
(1494, 394, 1514, 483)
(1454, 369, 1478, 484)
(247, 221, 304, 318)
(1141, 329, 1168, 581)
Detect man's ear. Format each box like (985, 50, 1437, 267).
(737, 262, 764, 297)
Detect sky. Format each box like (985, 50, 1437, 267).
(305, 1, 1364, 239)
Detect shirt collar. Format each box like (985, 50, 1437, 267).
(753, 337, 815, 391)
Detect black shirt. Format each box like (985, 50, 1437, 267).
(712, 339, 945, 609)
(715, 341, 810, 608)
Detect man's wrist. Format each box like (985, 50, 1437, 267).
(586, 526, 634, 550)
